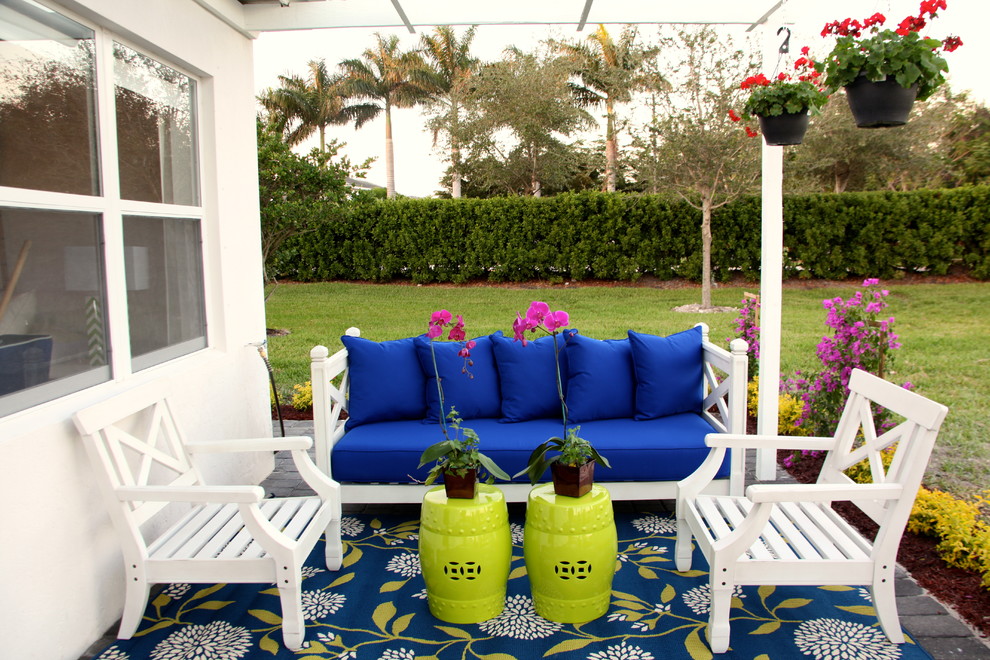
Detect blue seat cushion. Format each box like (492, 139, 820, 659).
(564, 334, 635, 422)
(340, 335, 426, 430)
(628, 327, 704, 420)
(491, 330, 575, 423)
(414, 334, 502, 423)
(331, 415, 729, 484)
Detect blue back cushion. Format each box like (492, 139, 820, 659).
(341, 335, 426, 430)
(628, 327, 704, 420)
(414, 334, 502, 422)
(564, 334, 635, 422)
(490, 330, 575, 422)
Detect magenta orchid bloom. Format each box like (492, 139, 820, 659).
(448, 315, 466, 342)
(543, 310, 569, 332)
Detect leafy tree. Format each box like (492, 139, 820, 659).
(258, 59, 377, 153)
(943, 96, 990, 187)
(338, 34, 430, 198)
(785, 87, 958, 193)
(256, 119, 366, 281)
(461, 47, 594, 196)
(628, 27, 760, 307)
(417, 26, 479, 198)
(552, 25, 660, 192)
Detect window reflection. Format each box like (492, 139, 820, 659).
(123, 215, 205, 370)
(114, 43, 199, 205)
(0, 207, 109, 414)
(0, 0, 99, 195)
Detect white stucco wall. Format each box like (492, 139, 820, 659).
(0, 2, 272, 659)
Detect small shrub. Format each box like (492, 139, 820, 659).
(908, 488, 990, 589)
(747, 378, 809, 437)
(291, 380, 313, 411)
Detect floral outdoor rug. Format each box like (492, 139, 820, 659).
(92, 511, 932, 660)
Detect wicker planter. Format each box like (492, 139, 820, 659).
(551, 461, 595, 498)
(757, 110, 810, 146)
(844, 75, 918, 128)
(442, 469, 478, 499)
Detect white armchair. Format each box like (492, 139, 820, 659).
(73, 383, 342, 651)
(675, 369, 948, 654)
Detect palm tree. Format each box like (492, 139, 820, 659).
(259, 59, 376, 153)
(554, 25, 660, 192)
(417, 26, 478, 198)
(338, 34, 428, 198)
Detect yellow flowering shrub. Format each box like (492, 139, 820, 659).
(291, 380, 313, 411)
(747, 378, 809, 436)
(907, 487, 990, 588)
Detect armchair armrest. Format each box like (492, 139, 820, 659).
(746, 483, 903, 503)
(705, 433, 836, 452)
(116, 485, 265, 503)
(185, 436, 313, 453)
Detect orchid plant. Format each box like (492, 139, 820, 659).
(816, 0, 962, 101)
(510, 301, 610, 484)
(417, 310, 509, 486)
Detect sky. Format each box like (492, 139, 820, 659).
(252, 0, 988, 198)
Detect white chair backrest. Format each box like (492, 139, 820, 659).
(74, 384, 202, 529)
(818, 369, 948, 528)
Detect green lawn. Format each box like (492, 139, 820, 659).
(264, 280, 990, 499)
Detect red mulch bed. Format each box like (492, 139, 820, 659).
(780, 449, 990, 639)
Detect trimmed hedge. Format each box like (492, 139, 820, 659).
(270, 187, 990, 283)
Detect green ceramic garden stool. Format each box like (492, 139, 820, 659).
(419, 484, 511, 623)
(524, 483, 617, 623)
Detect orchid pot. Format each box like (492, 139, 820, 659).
(442, 468, 478, 499)
(551, 461, 595, 498)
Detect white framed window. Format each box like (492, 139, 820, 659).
(0, 0, 206, 416)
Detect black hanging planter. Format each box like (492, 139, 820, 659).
(844, 75, 918, 128)
(757, 110, 810, 146)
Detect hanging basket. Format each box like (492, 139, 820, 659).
(442, 469, 478, 499)
(551, 461, 595, 498)
(757, 110, 810, 146)
(844, 75, 918, 128)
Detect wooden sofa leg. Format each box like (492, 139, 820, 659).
(675, 519, 694, 572)
(325, 519, 343, 571)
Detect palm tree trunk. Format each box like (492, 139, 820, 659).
(319, 125, 326, 153)
(385, 107, 396, 199)
(605, 98, 617, 193)
(451, 143, 462, 198)
(701, 195, 713, 308)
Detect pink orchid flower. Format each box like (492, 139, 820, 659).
(543, 310, 569, 332)
(448, 315, 466, 342)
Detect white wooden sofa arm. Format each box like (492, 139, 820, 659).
(116, 485, 265, 503)
(746, 483, 904, 503)
(186, 436, 312, 453)
(704, 433, 836, 451)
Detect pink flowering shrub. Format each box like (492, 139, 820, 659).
(730, 294, 760, 381)
(783, 279, 910, 441)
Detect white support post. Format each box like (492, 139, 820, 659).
(755, 18, 789, 481)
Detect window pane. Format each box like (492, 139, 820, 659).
(115, 43, 199, 206)
(123, 215, 205, 370)
(0, 1, 99, 195)
(0, 207, 110, 414)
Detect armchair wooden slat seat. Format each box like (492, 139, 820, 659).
(675, 369, 948, 654)
(73, 384, 343, 651)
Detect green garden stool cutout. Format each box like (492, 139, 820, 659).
(524, 483, 618, 623)
(419, 484, 511, 623)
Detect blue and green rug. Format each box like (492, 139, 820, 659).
(92, 511, 931, 660)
